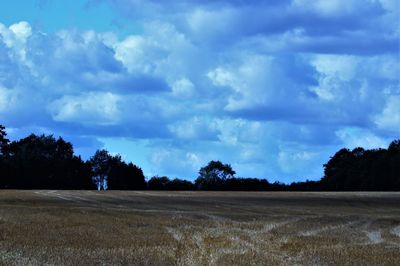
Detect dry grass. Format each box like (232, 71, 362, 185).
(0, 190, 399, 265)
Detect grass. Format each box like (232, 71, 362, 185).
(0, 190, 399, 265)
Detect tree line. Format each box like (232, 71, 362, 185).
(0, 125, 399, 191)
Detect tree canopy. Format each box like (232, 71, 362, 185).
(0, 125, 9, 155)
(320, 141, 400, 191)
(148, 176, 195, 190)
(195, 160, 236, 190)
(0, 134, 94, 189)
(0, 124, 399, 191)
(89, 149, 145, 190)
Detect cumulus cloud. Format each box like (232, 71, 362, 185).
(0, 21, 32, 61)
(1, 0, 399, 181)
(374, 96, 400, 132)
(336, 127, 389, 149)
(150, 147, 203, 178)
(207, 53, 319, 118)
(100, 0, 398, 54)
(49, 92, 122, 126)
(170, 78, 195, 99)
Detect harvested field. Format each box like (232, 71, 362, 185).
(0, 190, 399, 265)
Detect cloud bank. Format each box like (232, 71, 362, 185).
(1, 0, 399, 181)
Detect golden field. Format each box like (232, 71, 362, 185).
(0, 190, 399, 265)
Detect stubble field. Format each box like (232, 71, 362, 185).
(0, 190, 399, 265)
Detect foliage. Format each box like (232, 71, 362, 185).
(223, 177, 270, 191)
(320, 140, 400, 191)
(0, 133, 94, 189)
(108, 161, 146, 190)
(89, 149, 145, 190)
(195, 160, 236, 190)
(0, 124, 399, 191)
(89, 149, 114, 190)
(148, 176, 171, 190)
(148, 176, 195, 190)
(0, 124, 9, 155)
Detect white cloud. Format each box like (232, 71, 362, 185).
(374, 96, 400, 132)
(9, 21, 32, 42)
(186, 7, 237, 41)
(310, 55, 360, 102)
(169, 116, 217, 140)
(278, 149, 318, 174)
(49, 92, 122, 126)
(208, 54, 276, 111)
(312, 55, 359, 81)
(0, 86, 16, 112)
(291, 0, 359, 15)
(0, 2, 399, 182)
(0, 21, 31, 61)
(150, 148, 203, 177)
(114, 35, 162, 74)
(211, 118, 264, 145)
(171, 78, 195, 98)
(291, 0, 387, 21)
(0, 21, 31, 46)
(336, 127, 388, 149)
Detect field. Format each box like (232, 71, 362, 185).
(0, 191, 399, 265)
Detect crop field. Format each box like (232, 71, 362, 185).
(0, 191, 399, 265)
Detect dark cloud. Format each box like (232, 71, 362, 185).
(0, 0, 398, 180)
(100, 0, 396, 55)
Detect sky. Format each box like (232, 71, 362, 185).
(0, 0, 399, 182)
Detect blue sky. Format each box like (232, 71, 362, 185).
(0, 0, 399, 182)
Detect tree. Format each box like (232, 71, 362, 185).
(195, 160, 235, 190)
(89, 149, 146, 190)
(107, 161, 146, 190)
(0, 124, 9, 155)
(224, 177, 270, 191)
(1, 134, 94, 189)
(321, 148, 353, 190)
(319, 141, 400, 191)
(0, 125, 9, 187)
(387, 140, 400, 190)
(388, 140, 400, 153)
(89, 149, 114, 190)
(148, 176, 195, 190)
(168, 178, 195, 190)
(148, 176, 170, 190)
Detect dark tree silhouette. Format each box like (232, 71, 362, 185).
(0, 125, 9, 186)
(224, 177, 270, 191)
(168, 178, 195, 190)
(320, 140, 400, 191)
(0, 124, 9, 155)
(148, 176, 170, 190)
(108, 161, 146, 190)
(1, 134, 94, 189)
(89, 149, 145, 190)
(388, 140, 400, 153)
(148, 176, 195, 190)
(89, 149, 113, 190)
(1, 123, 399, 191)
(195, 160, 235, 190)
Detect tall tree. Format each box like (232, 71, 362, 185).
(0, 125, 9, 188)
(321, 141, 400, 191)
(147, 176, 170, 190)
(0, 124, 9, 155)
(89, 149, 146, 190)
(147, 176, 195, 190)
(1, 134, 94, 189)
(89, 149, 113, 190)
(195, 160, 235, 190)
(107, 161, 146, 190)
